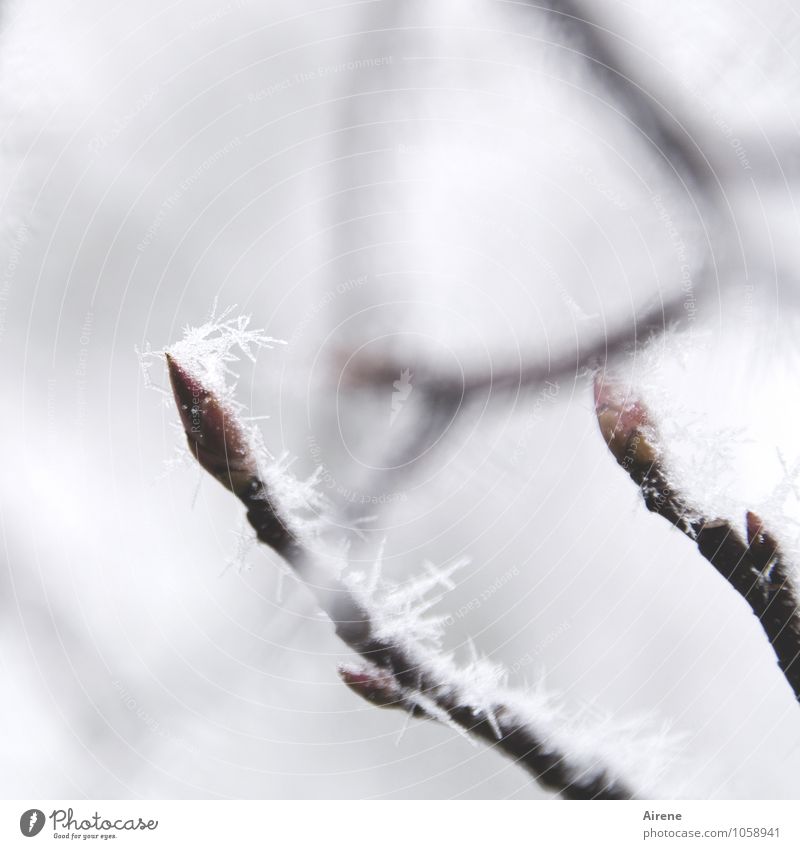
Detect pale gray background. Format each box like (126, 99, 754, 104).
(1, 0, 800, 798)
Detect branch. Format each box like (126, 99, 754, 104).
(162, 349, 673, 800)
(341, 0, 733, 419)
(341, 287, 686, 417)
(594, 376, 800, 702)
(534, 0, 717, 192)
(537, 2, 800, 186)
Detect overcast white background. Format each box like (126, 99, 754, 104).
(2, 0, 800, 799)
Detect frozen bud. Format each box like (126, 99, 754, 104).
(166, 353, 258, 496)
(594, 376, 657, 470)
(338, 662, 404, 709)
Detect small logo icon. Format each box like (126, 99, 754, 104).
(20, 809, 46, 837)
(390, 369, 413, 426)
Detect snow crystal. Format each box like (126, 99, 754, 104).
(344, 550, 469, 649)
(166, 301, 284, 398)
(343, 547, 678, 794)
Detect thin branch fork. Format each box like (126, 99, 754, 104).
(166, 352, 636, 800)
(336, 291, 692, 493)
(341, 290, 685, 405)
(595, 377, 800, 702)
(342, 0, 741, 417)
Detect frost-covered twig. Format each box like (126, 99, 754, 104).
(157, 322, 678, 799)
(594, 376, 800, 702)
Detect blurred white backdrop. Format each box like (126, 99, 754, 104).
(2, 0, 800, 799)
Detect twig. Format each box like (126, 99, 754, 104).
(535, 1, 800, 186)
(594, 376, 800, 702)
(342, 288, 684, 409)
(164, 351, 649, 799)
(534, 0, 717, 191)
(342, 0, 730, 414)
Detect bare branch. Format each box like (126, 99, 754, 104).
(595, 377, 800, 702)
(341, 288, 686, 427)
(534, 0, 718, 192)
(535, 1, 800, 185)
(342, 0, 732, 422)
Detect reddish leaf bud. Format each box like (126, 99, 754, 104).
(338, 662, 404, 709)
(594, 377, 657, 470)
(166, 353, 258, 496)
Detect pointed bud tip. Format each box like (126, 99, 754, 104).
(165, 352, 201, 411)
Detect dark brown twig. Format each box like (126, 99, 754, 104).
(342, 0, 729, 417)
(166, 351, 649, 799)
(595, 376, 800, 702)
(534, 0, 718, 191)
(340, 289, 684, 422)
